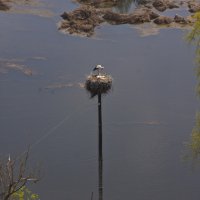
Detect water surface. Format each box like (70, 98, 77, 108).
(0, 1, 200, 200)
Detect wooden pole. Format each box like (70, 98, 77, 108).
(98, 93, 103, 200)
(98, 93, 103, 162)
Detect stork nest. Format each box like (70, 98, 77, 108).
(85, 73, 112, 98)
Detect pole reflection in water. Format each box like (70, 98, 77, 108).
(99, 158, 103, 200)
(98, 93, 103, 162)
(98, 93, 103, 200)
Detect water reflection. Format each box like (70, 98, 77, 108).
(98, 155, 103, 200)
(114, 0, 134, 13)
(114, 0, 148, 13)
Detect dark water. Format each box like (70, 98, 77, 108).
(0, 1, 200, 200)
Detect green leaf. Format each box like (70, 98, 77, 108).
(11, 186, 39, 200)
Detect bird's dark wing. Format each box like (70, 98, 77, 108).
(93, 67, 97, 71)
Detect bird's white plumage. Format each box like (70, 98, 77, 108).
(93, 64, 104, 71)
(96, 65, 104, 69)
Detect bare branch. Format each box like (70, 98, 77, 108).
(0, 150, 39, 200)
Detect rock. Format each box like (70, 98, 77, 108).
(59, 0, 193, 37)
(61, 9, 92, 20)
(188, 1, 200, 13)
(61, 12, 70, 20)
(174, 14, 188, 24)
(153, 0, 179, 12)
(130, 8, 159, 23)
(71, 9, 92, 20)
(103, 11, 130, 24)
(103, 8, 159, 24)
(92, 0, 118, 7)
(153, 0, 167, 11)
(168, 2, 179, 9)
(154, 16, 173, 24)
(0, 0, 10, 11)
(60, 6, 103, 36)
(59, 6, 159, 36)
(148, 10, 160, 20)
(77, 0, 118, 8)
(129, 13, 151, 24)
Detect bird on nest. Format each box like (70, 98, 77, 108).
(93, 64, 104, 76)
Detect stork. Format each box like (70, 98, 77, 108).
(93, 65, 104, 75)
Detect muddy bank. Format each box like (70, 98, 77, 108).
(188, 1, 200, 13)
(152, 0, 179, 12)
(76, 0, 119, 8)
(59, 7, 104, 36)
(0, 0, 53, 17)
(0, 57, 45, 76)
(0, 61, 34, 76)
(59, 6, 162, 36)
(0, 0, 10, 10)
(59, 0, 195, 37)
(0, 0, 32, 11)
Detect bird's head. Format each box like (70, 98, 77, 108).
(96, 64, 104, 69)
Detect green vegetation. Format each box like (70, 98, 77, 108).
(187, 12, 200, 95)
(189, 112, 200, 159)
(187, 13, 200, 45)
(187, 13, 200, 161)
(11, 187, 39, 200)
(0, 151, 39, 200)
